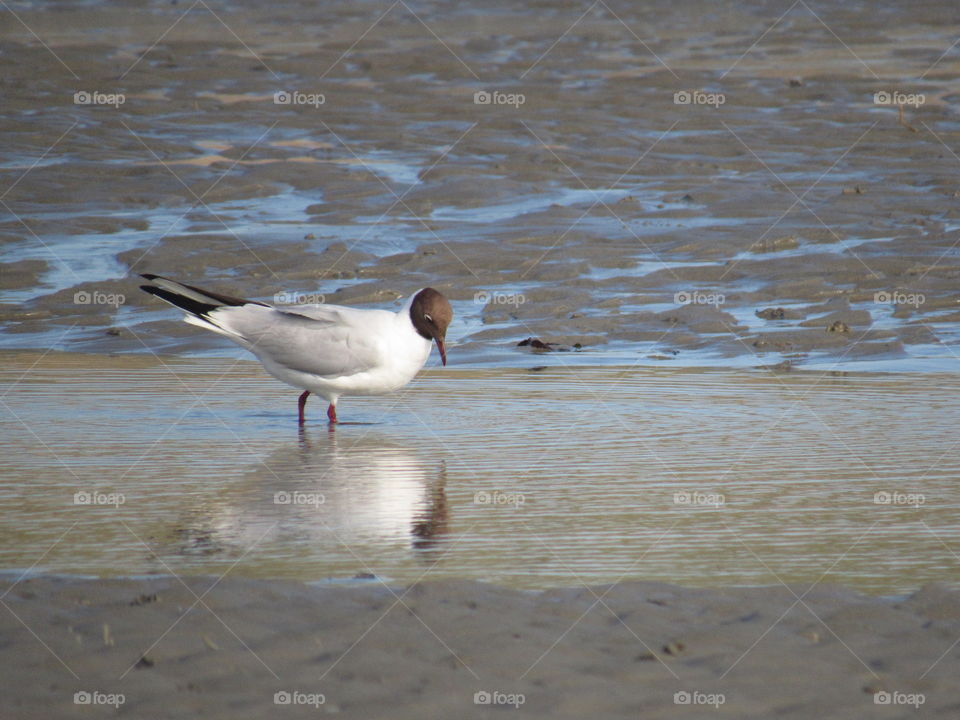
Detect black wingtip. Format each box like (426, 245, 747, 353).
(139, 274, 268, 314)
(140, 285, 219, 318)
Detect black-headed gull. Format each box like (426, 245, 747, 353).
(139, 274, 452, 425)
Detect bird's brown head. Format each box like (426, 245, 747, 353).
(410, 288, 453, 366)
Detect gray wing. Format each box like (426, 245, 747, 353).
(203, 303, 389, 379)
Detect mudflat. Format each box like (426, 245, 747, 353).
(1, 1, 959, 369)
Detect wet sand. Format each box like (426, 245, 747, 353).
(3, 574, 958, 719)
(2, 0, 960, 368)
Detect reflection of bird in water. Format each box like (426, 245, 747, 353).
(410, 461, 449, 550)
(164, 431, 449, 572)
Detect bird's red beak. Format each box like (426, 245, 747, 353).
(436, 338, 447, 366)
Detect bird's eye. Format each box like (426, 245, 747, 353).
(424, 314, 433, 322)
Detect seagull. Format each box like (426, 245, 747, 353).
(139, 274, 452, 425)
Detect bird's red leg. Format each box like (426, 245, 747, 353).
(298, 390, 310, 425)
(327, 403, 337, 424)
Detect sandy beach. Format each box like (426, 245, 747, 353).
(3, 574, 958, 718)
(3, 0, 960, 716)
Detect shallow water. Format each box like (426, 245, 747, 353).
(2, 350, 957, 595)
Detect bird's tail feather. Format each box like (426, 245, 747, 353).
(139, 273, 265, 320)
